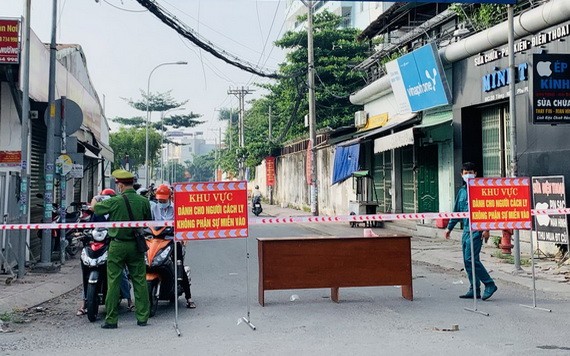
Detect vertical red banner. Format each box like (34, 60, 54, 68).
(265, 156, 275, 187)
(468, 177, 532, 231)
(173, 181, 249, 240)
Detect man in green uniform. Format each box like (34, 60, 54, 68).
(93, 170, 151, 328)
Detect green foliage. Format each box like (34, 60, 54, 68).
(123, 90, 188, 112)
(163, 160, 187, 183)
(450, 4, 506, 31)
(188, 151, 216, 182)
(219, 11, 368, 175)
(109, 126, 162, 172)
(491, 251, 531, 267)
(111, 116, 145, 127)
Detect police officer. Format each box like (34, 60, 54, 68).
(93, 170, 151, 328)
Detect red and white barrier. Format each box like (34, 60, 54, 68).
(0, 208, 567, 231)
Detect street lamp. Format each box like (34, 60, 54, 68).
(160, 107, 185, 183)
(144, 61, 187, 187)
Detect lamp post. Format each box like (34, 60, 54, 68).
(144, 61, 187, 187)
(160, 107, 185, 183)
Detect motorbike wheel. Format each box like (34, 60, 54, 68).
(86, 284, 99, 322)
(148, 280, 159, 318)
(66, 243, 80, 258)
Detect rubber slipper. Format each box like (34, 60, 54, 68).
(127, 305, 135, 312)
(76, 308, 87, 316)
(186, 301, 196, 309)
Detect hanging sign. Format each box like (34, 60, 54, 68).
(0, 18, 20, 64)
(0, 151, 21, 167)
(265, 156, 275, 187)
(173, 181, 248, 240)
(533, 54, 570, 124)
(468, 177, 532, 231)
(532, 176, 568, 243)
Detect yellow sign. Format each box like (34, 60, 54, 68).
(361, 113, 388, 131)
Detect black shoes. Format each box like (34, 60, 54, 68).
(482, 284, 498, 300)
(137, 320, 148, 326)
(101, 323, 118, 329)
(459, 290, 481, 299)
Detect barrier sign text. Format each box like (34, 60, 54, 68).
(532, 176, 568, 243)
(468, 177, 532, 230)
(173, 181, 248, 240)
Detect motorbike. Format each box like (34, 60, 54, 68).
(145, 226, 189, 317)
(35, 194, 87, 258)
(80, 228, 109, 322)
(252, 195, 263, 216)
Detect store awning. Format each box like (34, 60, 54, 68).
(339, 113, 418, 147)
(415, 110, 453, 129)
(374, 127, 415, 153)
(97, 140, 114, 163)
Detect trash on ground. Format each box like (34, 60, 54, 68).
(290, 294, 300, 301)
(433, 324, 459, 332)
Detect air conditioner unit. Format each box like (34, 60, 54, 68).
(354, 110, 368, 128)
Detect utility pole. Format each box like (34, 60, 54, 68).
(507, 4, 522, 272)
(227, 87, 253, 180)
(18, 0, 32, 278)
(39, 0, 58, 269)
(303, 0, 318, 216)
(268, 105, 272, 142)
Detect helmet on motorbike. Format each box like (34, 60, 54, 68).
(100, 188, 116, 196)
(155, 184, 171, 200)
(255, 185, 259, 189)
(92, 228, 108, 242)
(137, 187, 149, 196)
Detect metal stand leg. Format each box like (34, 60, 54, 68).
(520, 227, 552, 313)
(240, 235, 256, 331)
(174, 240, 181, 336)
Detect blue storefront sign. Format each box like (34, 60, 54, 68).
(533, 54, 570, 124)
(387, 43, 452, 113)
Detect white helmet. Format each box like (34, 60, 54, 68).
(92, 228, 108, 242)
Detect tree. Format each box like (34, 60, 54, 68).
(219, 11, 368, 175)
(188, 152, 216, 182)
(109, 126, 162, 172)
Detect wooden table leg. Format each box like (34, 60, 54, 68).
(259, 287, 265, 306)
(331, 287, 339, 303)
(401, 284, 413, 301)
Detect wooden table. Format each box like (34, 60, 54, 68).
(257, 235, 413, 306)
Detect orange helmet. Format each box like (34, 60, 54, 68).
(100, 188, 116, 196)
(155, 184, 171, 200)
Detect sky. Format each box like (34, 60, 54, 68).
(3, 0, 289, 144)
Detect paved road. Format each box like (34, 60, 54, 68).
(1, 220, 570, 355)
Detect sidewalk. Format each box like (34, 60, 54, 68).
(1, 203, 568, 314)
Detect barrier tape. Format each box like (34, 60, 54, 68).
(0, 208, 568, 231)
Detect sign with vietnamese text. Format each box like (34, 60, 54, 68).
(533, 54, 570, 124)
(386, 43, 451, 113)
(0, 151, 21, 168)
(468, 177, 532, 231)
(173, 181, 248, 240)
(265, 156, 275, 187)
(532, 176, 568, 243)
(0, 18, 20, 64)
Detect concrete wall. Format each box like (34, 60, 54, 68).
(253, 145, 354, 216)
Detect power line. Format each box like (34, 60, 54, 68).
(135, 0, 282, 79)
(103, 0, 147, 13)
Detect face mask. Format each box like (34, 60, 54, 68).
(462, 173, 475, 183)
(159, 202, 170, 209)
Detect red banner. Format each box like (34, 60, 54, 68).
(265, 156, 275, 187)
(468, 177, 532, 231)
(0, 19, 20, 64)
(173, 181, 248, 240)
(0, 151, 21, 167)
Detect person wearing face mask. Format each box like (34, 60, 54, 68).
(93, 169, 151, 328)
(444, 162, 498, 301)
(151, 184, 196, 309)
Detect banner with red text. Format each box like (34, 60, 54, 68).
(173, 181, 248, 240)
(468, 177, 532, 231)
(265, 156, 275, 187)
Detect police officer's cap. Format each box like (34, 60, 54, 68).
(112, 169, 135, 183)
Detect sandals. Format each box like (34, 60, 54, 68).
(76, 308, 87, 316)
(186, 300, 196, 309)
(127, 305, 135, 312)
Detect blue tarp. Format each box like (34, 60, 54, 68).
(332, 144, 360, 185)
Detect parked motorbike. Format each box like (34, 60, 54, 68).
(35, 194, 86, 258)
(252, 195, 263, 216)
(145, 226, 189, 317)
(80, 228, 109, 322)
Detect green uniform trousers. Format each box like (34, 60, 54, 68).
(105, 240, 149, 325)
